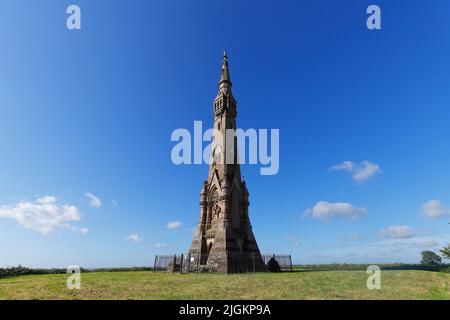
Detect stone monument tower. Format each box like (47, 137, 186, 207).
(188, 52, 265, 273)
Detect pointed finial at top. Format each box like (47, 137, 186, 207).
(219, 50, 231, 87)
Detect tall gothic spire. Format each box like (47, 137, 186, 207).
(187, 51, 265, 273)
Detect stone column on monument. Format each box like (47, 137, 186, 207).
(222, 179, 230, 222)
(206, 202, 212, 229)
(199, 182, 207, 225)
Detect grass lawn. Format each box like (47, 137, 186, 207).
(0, 270, 449, 300)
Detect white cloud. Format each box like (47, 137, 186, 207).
(127, 234, 143, 242)
(85, 192, 102, 209)
(0, 196, 86, 236)
(79, 227, 89, 234)
(166, 220, 182, 230)
(419, 200, 450, 218)
(380, 225, 416, 239)
(155, 242, 167, 248)
(382, 235, 443, 250)
(415, 238, 439, 248)
(330, 160, 381, 183)
(303, 201, 366, 222)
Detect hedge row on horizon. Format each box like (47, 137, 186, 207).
(0, 265, 153, 278)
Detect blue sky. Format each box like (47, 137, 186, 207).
(1, 0, 450, 267)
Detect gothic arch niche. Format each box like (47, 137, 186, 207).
(208, 185, 217, 198)
(205, 186, 220, 230)
(212, 203, 221, 221)
(208, 187, 219, 206)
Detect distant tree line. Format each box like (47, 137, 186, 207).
(293, 262, 449, 273)
(0, 265, 153, 278)
(292, 263, 444, 272)
(291, 246, 450, 273)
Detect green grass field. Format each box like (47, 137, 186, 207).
(0, 270, 449, 300)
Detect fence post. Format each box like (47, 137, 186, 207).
(172, 254, 177, 273)
(153, 255, 158, 272)
(187, 253, 191, 272)
(180, 253, 184, 274)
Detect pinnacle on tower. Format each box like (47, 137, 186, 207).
(219, 50, 232, 89)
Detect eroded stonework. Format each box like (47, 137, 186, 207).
(188, 52, 265, 273)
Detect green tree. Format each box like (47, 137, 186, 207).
(420, 250, 442, 268)
(440, 245, 450, 260)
